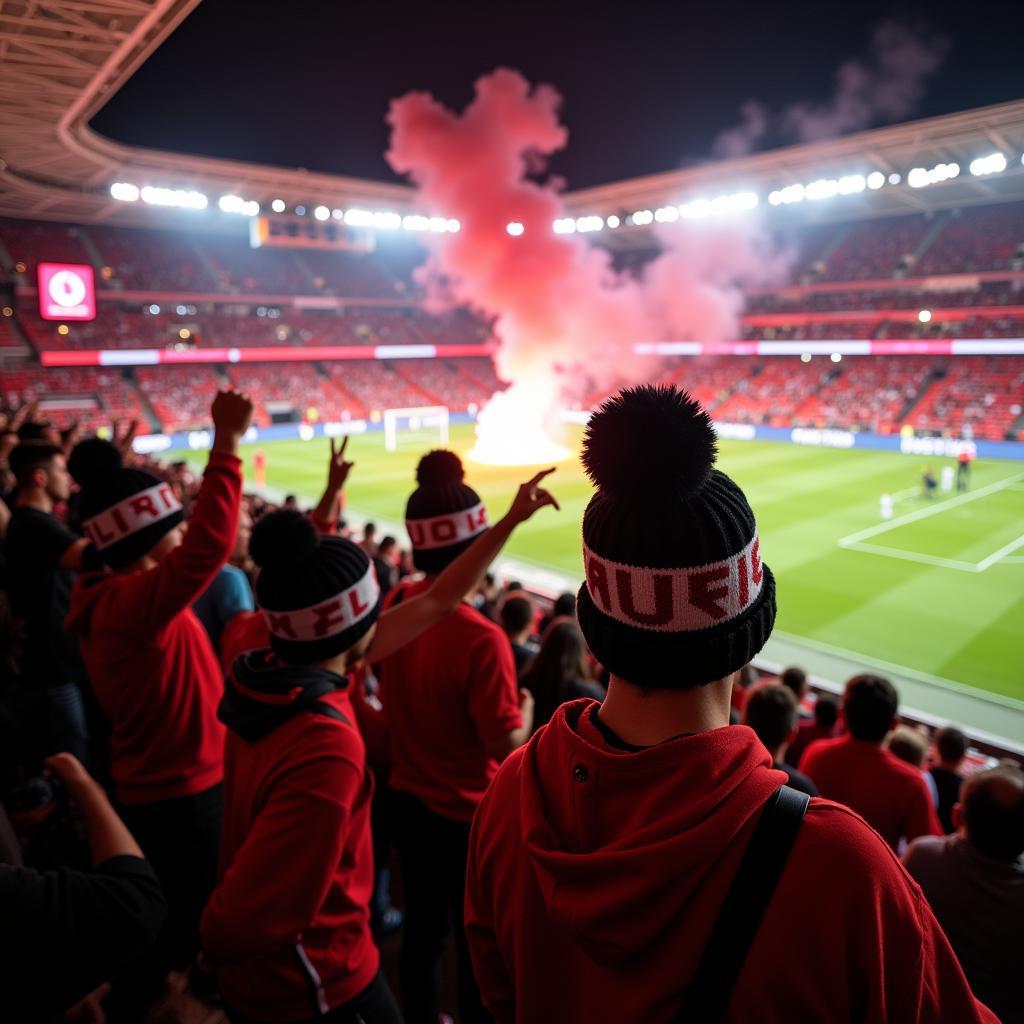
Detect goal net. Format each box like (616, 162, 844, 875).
(383, 405, 450, 453)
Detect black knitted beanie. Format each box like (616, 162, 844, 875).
(405, 450, 488, 573)
(251, 510, 382, 664)
(576, 385, 776, 689)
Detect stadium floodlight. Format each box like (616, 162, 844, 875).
(908, 163, 959, 188)
(768, 191, 782, 206)
(867, 171, 885, 190)
(148, 304, 160, 315)
(631, 209, 654, 225)
(655, 205, 680, 222)
(426, 216, 449, 233)
(506, 222, 525, 236)
(271, 198, 286, 213)
(344, 208, 372, 226)
(830, 352, 842, 363)
(576, 215, 604, 232)
(888, 173, 901, 184)
(373, 211, 402, 230)
(969, 153, 1007, 176)
(295, 205, 306, 215)
(314, 205, 331, 221)
(553, 217, 576, 234)
(918, 309, 932, 323)
(332, 209, 344, 220)
(140, 186, 207, 209)
(446, 219, 461, 232)
(110, 182, 139, 202)
(606, 214, 620, 228)
(219, 194, 259, 216)
(800, 353, 812, 363)
(403, 214, 429, 231)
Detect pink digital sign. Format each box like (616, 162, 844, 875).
(37, 262, 96, 321)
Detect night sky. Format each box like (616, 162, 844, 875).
(91, 0, 1024, 191)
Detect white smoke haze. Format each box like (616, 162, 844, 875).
(713, 21, 949, 157)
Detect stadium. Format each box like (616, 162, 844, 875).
(0, 2, 1022, 1021)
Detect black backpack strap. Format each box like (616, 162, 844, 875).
(678, 785, 810, 1023)
(308, 701, 351, 726)
(289, 679, 352, 728)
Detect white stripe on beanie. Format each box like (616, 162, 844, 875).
(82, 482, 183, 550)
(583, 532, 764, 633)
(406, 501, 488, 550)
(263, 563, 380, 643)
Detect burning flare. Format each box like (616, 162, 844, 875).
(468, 384, 570, 467)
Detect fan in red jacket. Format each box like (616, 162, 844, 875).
(465, 385, 996, 1023)
(201, 470, 559, 1023)
(65, 389, 251, 1020)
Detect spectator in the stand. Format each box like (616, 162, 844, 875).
(930, 726, 968, 834)
(6, 441, 97, 765)
(194, 499, 255, 653)
(904, 765, 1024, 1024)
(779, 666, 812, 719)
(465, 386, 993, 1024)
(377, 450, 554, 1024)
(202, 471, 555, 1024)
(743, 683, 819, 797)
(474, 572, 500, 621)
(538, 591, 576, 635)
(499, 593, 539, 675)
(785, 694, 838, 768)
(521, 618, 604, 732)
(283, 494, 298, 511)
(800, 675, 942, 849)
(361, 520, 378, 557)
(373, 535, 398, 599)
(65, 390, 251, 1019)
(0, 752, 166, 1024)
(888, 725, 939, 808)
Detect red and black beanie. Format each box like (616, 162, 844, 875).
(251, 510, 381, 664)
(576, 385, 776, 689)
(75, 439, 184, 569)
(405, 450, 488, 573)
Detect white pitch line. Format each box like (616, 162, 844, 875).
(838, 472, 1024, 547)
(844, 542, 981, 573)
(975, 532, 1024, 572)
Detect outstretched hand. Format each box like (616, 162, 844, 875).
(508, 468, 559, 524)
(326, 435, 354, 492)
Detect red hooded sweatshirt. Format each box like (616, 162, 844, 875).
(65, 451, 241, 805)
(466, 701, 997, 1024)
(201, 651, 378, 1021)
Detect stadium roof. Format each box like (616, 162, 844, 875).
(1, 0, 1024, 245)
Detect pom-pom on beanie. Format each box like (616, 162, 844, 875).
(405, 450, 488, 573)
(576, 384, 776, 689)
(251, 510, 381, 664)
(78, 461, 184, 569)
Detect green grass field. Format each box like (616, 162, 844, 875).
(170, 424, 1024, 728)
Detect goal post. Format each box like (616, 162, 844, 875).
(383, 405, 450, 453)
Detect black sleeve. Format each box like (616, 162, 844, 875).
(0, 855, 167, 1016)
(22, 512, 79, 569)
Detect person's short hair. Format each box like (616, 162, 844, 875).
(961, 765, 1024, 861)
(553, 592, 576, 618)
(284, 494, 297, 505)
(506, 580, 523, 593)
(936, 725, 968, 765)
(743, 683, 798, 751)
(364, 521, 377, 535)
(886, 726, 927, 768)
(377, 535, 397, 554)
(780, 666, 808, 701)
(842, 674, 898, 743)
(500, 594, 534, 636)
(8, 441, 62, 485)
(814, 695, 838, 728)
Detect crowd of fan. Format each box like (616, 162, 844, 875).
(0, 383, 1019, 1024)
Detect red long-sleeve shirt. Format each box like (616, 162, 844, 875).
(466, 702, 997, 1024)
(66, 452, 242, 804)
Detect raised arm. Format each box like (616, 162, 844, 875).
(366, 469, 559, 663)
(311, 436, 353, 534)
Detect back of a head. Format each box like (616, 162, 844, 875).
(67, 437, 122, 487)
(743, 683, 798, 752)
(577, 385, 776, 690)
(780, 666, 808, 702)
(961, 765, 1024, 861)
(500, 594, 534, 636)
(8, 441, 62, 486)
(405, 449, 487, 574)
(814, 695, 838, 728)
(250, 509, 381, 664)
(886, 726, 927, 769)
(936, 725, 968, 766)
(526, 618, 589, 726)
(553, 591, 576, 618)
(842, 674, 898, 743)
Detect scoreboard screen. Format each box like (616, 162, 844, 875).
(38, 262, 96, 321)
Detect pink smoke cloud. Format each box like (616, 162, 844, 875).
(386, 68, 784, 419)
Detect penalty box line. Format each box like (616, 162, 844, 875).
(837, 471, 1024, 573)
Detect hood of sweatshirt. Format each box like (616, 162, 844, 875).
(220, 649, 350, 742)
(518, 701, 786, 966)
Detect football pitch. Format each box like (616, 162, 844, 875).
(170, 424, 1024, 740)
